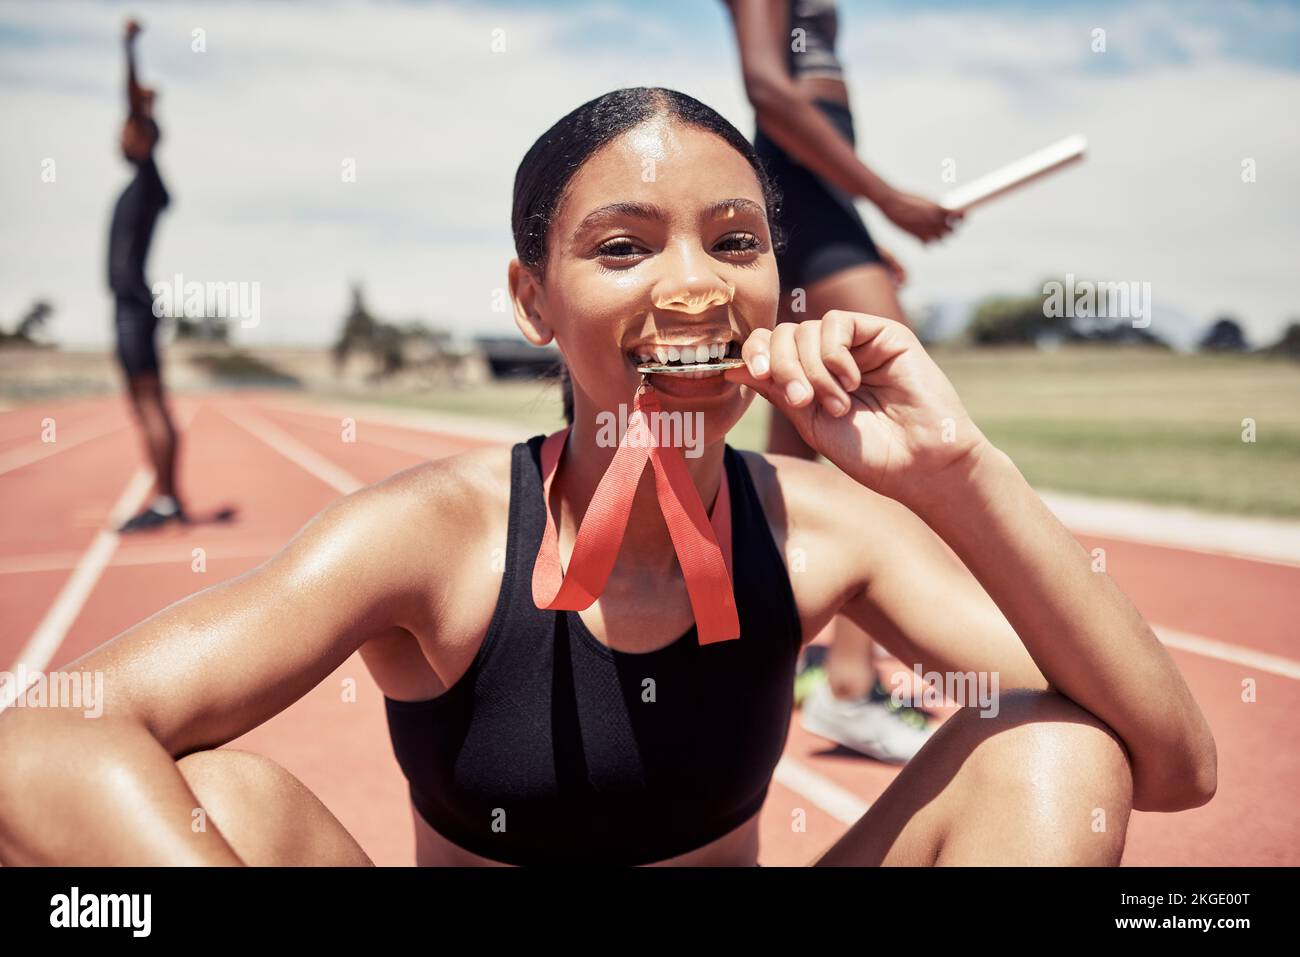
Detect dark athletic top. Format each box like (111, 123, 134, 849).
(788, 0, 843, 81)
(383, 435, 803, 865)
(108, 155, 169, 295)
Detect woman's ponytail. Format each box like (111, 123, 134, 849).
(559, 361, 574, 426)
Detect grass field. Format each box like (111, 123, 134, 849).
(319, 345, 1300, 519)
(934, 346, 1300, 517)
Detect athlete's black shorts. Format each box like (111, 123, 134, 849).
(754, 98, 883, 292)
(113, 286, 160, 378)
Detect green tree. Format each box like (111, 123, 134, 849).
(1265, 320, 1300, 358)
(967, 293, 1058, 345)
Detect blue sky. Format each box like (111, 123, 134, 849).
(2, 0, 1298, 348)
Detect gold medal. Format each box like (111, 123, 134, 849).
(634, 357, 746, 376)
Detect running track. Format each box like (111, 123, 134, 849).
(1, 389, 1295, 866)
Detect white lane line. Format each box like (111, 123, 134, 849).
(0, 416, 129, 477)
(774, 756, 871, 825)
(216, 400, 361, 495)
(1155, 626, 1300, 680)
(249, 405, 487, 460)
(0, 478, 148, 712)
(0, 402, 201, 710)
(1040, 490, 1300, 568)
(250, 393, 532, 445)
(0, 540, 285, 576)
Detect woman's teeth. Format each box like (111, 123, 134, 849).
(632, 341, 738, 371)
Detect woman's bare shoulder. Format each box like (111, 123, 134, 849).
(732, 448, 881, 529)
(260, 441, 519, 670)
(730, 447, 928, 582)
(367, 442, 515, 545)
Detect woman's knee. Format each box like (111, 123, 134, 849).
(176, 748, 372, 866)
(941, 689, 1134, 864)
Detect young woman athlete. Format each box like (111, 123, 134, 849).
(0, 88, 1214, 867)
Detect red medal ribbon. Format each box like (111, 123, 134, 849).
(531, 380, 740, 644)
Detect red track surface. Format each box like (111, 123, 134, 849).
(2, 390, 1295, 866)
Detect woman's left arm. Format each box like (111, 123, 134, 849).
(725, 313, 1217, 812)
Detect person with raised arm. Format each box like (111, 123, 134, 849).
(109, 17, 187, 532)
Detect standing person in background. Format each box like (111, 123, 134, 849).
(109, 18, 187, 532)
(723, 0, 963, 762)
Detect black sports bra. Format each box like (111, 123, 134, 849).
(383, 436, 803, 865)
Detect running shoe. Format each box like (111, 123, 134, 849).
(794, 663, 827, 709)
(117, 500, 189, 533)
(799, 672, 934, 764)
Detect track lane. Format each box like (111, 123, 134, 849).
(3, 389, 1295, 866)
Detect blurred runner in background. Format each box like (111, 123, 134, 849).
(724, 0, 963, 762)
(109, 18, 187, 532)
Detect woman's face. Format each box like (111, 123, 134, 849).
(516, 116, 780, 442)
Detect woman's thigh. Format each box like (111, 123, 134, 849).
(768, 264, 906, 457)
(176, 748, 373, 866)
(787, 262, 905, 326)
(809, 689, 1134, 866)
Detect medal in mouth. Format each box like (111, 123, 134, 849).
(636, 357, 746, 375)
(630, 340, 745, 376)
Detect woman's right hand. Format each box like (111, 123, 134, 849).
(879, 190, 961, 243)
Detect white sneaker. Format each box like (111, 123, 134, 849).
(800, 678, 934, 764)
